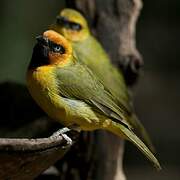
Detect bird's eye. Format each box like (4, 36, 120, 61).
(56, 16, 82, 31)
(52, 44, 65, 54)
(53, 46, 61, 52)
(70, 23, 82, 31)
(49, 40, 65, 54)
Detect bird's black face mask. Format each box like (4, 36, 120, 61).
(28, 36, 50, 69)
(29, 35, 66, 69)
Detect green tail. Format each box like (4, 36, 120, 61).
(129, 114, 156, 153)
(107, 122, 161, 170)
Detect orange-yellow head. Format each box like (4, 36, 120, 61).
(51, 8, 90, 42)
(28, 30, 73, 69)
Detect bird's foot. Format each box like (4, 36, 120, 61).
(50, 127, 72, 148)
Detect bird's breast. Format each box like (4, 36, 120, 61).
(26, 66, 112, 130)
(26, 66, 68, 125)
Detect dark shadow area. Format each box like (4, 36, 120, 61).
(124, 0, 180, 179)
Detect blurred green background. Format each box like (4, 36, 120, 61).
(0, 0, 64, 82)
(0, 0, 179, 179)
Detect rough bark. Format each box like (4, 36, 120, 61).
(0, 132, 78, 180)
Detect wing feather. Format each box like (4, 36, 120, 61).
(56, 62, 132, 129)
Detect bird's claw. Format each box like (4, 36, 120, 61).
(50, 127, 72, 149)
(61, 133, 73, 148)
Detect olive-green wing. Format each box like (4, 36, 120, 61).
(73, 36, 131, 112)
(73, 36, 155, 152)
(55, 62, 132, 129)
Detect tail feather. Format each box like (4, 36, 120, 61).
(107, 122, 161, 170)
(129, 114, 156, 153)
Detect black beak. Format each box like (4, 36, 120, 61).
(36, 35, 48, 46)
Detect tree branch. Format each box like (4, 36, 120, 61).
(0, 82, 79, 179)
(0, 128, 79, 180)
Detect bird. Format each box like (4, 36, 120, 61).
(50, 8, 155, 152)
(26, 30, 161, 169)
